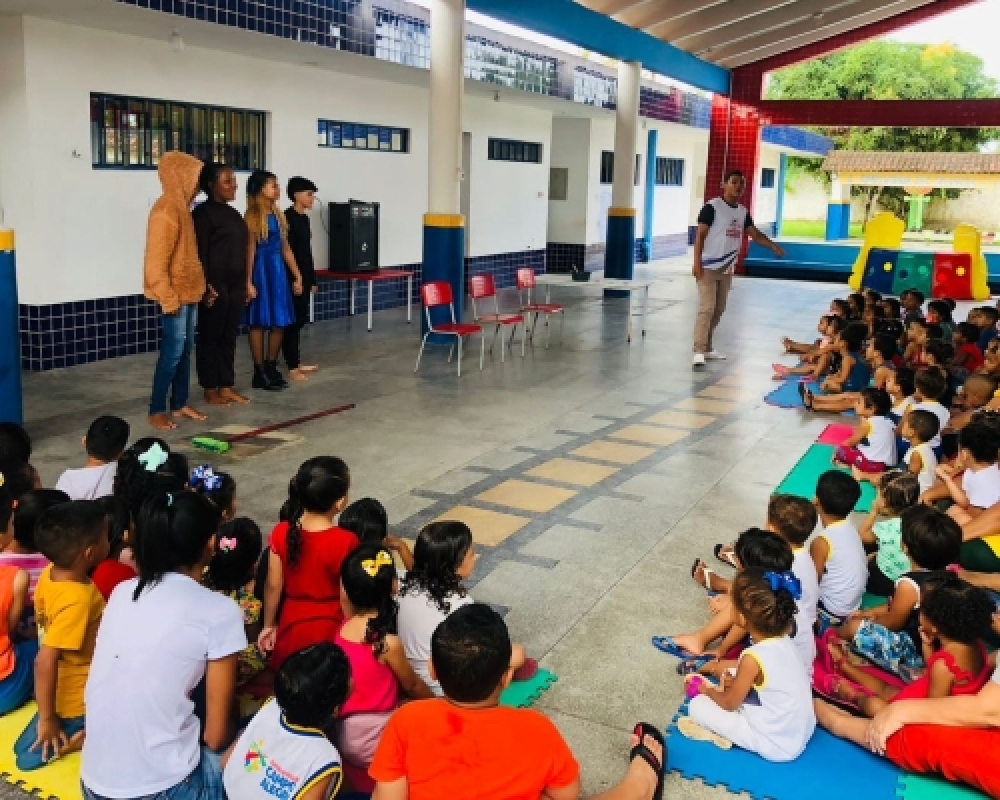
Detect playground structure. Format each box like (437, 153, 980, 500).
(848, 211, 991, 300)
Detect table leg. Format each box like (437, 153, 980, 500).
(350, 281, 355, 317)
(407, 274, 412, 323)
(309, 290, 315, 323)
(642, 285, 649, 336)
(627, 290, 633, 343)
(367, 280, 374, 332)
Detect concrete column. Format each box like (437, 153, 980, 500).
(604, 60, 641, 293)
(826, 175, 852, 241)
(774, 153, 788, 237)
(640, 128, 657, 263)
(0, 229, 22, 424)
(422, 0, 466, 334)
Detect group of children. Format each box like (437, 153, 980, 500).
(0, 418, 666, 800)
(643, 287, 1000, 776)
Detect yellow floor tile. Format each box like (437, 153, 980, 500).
(526, 457, 619, 487)
(644, 410, 716, 430)
(673, 397, 741, 415)
(698, 385, 751, 401)
(477, 479, 577, 513)
(571, 440, 656, 465)
(433, 505, 530, 546)
(716, 374, 752, 387)
(611, 424, 690, 447)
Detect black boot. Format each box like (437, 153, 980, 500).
(252, 364, 281, 391)
(265, 360, 288, 389)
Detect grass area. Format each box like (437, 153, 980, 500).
(780, 219, 864, 239)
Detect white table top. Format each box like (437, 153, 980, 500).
(533, 273, 653, 290)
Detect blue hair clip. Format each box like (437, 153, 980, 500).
(191, 464, 223, 492)
(764, 570, 802, 601)
(138, 442, 168, 473)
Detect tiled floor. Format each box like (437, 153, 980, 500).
(13, 253, 842, 799)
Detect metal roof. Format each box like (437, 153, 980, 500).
(822, 150, 1000, 174)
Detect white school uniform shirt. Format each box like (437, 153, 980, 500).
(739, 636, 817, 761)
(904, 443, 938, 495)
(791, 547, 820, 675)
(55, 462, 117, 500)
(223, 699, 343, 800)
(911, 400, 950, 449)
(962, 463, 1000, 509)
(698, 198, 751, 274)
(816, 519, 867, 618)
(859, 415, 898, 467)
(397, 587, 474, 696)
(892, 396, 915, 418)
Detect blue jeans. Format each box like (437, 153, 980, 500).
(13, 710, 86, 771)
(150, 303, 198, 415)
(0, 639, 37, 715)
(82, 747, 225, 800)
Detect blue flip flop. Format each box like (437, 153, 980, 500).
(676, 655, 716, 676)
(651, 635, 701, 659)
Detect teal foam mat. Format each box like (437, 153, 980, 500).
(499, 668, 557, 708)
(774, 443, 876, 512)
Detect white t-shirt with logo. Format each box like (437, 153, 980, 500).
(397, 587, 473, 696)
(82, 574, 247, 798)
(55, 462, 117, 500)
(224, 699, 343, 800)
(697, 198, 752, 274)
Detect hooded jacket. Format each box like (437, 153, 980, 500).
(143, 152, 206, 313)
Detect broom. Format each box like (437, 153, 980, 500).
(191, 403, 356, 454)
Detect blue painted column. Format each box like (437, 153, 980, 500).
(640, 129, 657, 263)
(774, 153, 788, 237)
(604, 59, 641, 297)
(422, 214, 466, 339)
(0, 230, 23, 425)
(825, 204, 844, 241)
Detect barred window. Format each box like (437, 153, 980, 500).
(599, 152, 641, 185)
(761, 167, 776, 188)
(655, 157, 684, 186)
(488, 138, 542, 163)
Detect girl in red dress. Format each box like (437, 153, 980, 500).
(258, 456, 358, 669)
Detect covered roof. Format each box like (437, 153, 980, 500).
(822, 151, 1000, 174)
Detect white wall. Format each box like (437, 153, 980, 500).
(547, 116, 590, 244)
(755, 145, 781, 227)
(5, 16, 555, 306)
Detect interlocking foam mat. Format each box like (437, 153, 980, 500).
(774, 443, 876, 512)
(817, 423, 857, 446)
(764, 380, 856, 415)
(897, 772, 988, 800)
(0, 703, 83, 800)
(499, 668, 557, 708)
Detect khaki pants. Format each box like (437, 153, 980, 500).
(693, 269, 733, 354)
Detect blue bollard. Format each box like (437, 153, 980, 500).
(0, 230, 23, 425)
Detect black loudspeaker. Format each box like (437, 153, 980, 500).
(328, 200, 380, 273)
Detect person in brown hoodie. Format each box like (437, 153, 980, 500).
(144, 152, 210, 430)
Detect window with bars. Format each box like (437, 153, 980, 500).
(90, 94, 265, 171)
(318, 120, 410, 152)
(761, 167, 776, 189)
(655, 157, 684, 186)
(487, 138, 542, 163)
(599, 152, 641, 186)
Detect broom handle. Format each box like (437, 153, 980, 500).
(223, 403, 356, 444)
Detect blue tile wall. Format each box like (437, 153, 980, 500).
(761, 126, 833, 157)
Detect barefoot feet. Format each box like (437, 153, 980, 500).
(148, 413, 177, 431)
(204, 389, 231, 406)
(172, 406, 208, 422)
(220, 387, 250, 405)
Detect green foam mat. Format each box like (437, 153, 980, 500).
(499, 668, 557, 708)
(861, 592, 887, 610)
(774, 444, 877, 512)
(897, 773, 987, 800)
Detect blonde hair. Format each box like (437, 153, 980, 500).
(244, 170, 287, 242)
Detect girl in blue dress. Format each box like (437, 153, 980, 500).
(245, 171, 304, 391)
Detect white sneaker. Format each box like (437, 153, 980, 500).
(705, 350, 727, 361)
(692, 353, 706, 368)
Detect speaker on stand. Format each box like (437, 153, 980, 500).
(328, 200, 380, 273)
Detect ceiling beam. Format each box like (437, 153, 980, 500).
(618, 0, 727, 30)
(651, 0, 798, 43)
(755, 99, 1000, 126)
(704, 0, 920, 62)
(576, 0, 647, 15)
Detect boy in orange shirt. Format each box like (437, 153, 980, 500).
(13, 501, 108, 770)
(369, 603, 665, 800)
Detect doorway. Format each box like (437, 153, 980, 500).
(460, 132, 471, 257)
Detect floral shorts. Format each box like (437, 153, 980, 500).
(852, 618, 923, 680)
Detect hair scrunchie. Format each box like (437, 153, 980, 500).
(763, 570, 802, 601)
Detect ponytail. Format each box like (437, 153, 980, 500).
(342, 544, 397, 656)
(284, 457, 351, 567)
(732, 568, 800, 638)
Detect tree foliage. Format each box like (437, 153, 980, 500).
(765, 41, 998, 223)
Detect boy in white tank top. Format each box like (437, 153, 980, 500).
(924, 419, 1000, 526)
(810, 471, 867, 625)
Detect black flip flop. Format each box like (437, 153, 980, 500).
(713, 544, 738, 569)
(798, 383, 815, 411)
(630, 722, 666, 800)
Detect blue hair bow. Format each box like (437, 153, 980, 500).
(190, 464, 223, 492)
(764, 571, 802, 601)
(138, 442, 168, 472)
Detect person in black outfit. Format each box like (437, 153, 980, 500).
(282, 176, 319, 380)
(193, 164, 251, 405)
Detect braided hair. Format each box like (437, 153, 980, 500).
(341, 543, 398, 657)
(284, 457, 350, 566)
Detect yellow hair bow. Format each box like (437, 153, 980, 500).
(361, 550, 393, 577)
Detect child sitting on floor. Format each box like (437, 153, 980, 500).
(834, 505, 961, 681)
(901, 410, 940, 496)
(972, 305, 1000, 351)
(800, 323, 871, 408)
(398, 521, 536, 695)
(848, 292, 865, 320)
(927, 299, 956, 343)
(857, 471, 920, 597)
(0, 489, 69, 604)
(832, 388, 898, 473)
(953, 322, 986, 378)
(781, 315, 837, 357)
(189, 464, 236, 522)
(774, 317, 848, 379)
(679, 568, 816, 762)
(948, 374, 997, 432)
(336, 544, 433, 791)
(0, 484, 36, 715)
(90, 495, 136, 601)
(14, 501, 108, 771)
(223, 642, 349, 800)
(55, 416, 130, 501)
(903, 318, 931, 367)
(887, 367, 916, 424)
(902, 367, 950, 453)
(205, 517, 266, 685)
(882, 297, 901, 322)
(900, 289, 925, 328)
(812, 471, 867, 628)
(817, 573, 994, 751)
(339, 496, 414, 572)
(924, 419, 1000, 523)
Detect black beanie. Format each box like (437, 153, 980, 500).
(286, 176, 318, 198)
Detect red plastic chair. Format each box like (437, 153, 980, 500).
(415, 281, 484, 376)
(516, 267, 564, 347)
(468, 274, 525, 361)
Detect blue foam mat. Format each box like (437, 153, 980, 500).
(764, 379, 855, 414)
(666, 703, 901, 800)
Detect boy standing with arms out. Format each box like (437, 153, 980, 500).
(55, 416, 130, 501)
(283, 177, 320, 381)
(692, 169, 785, 368)
(13, 501, 108, 770)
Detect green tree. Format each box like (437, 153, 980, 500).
(766, 40, 998, 225)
